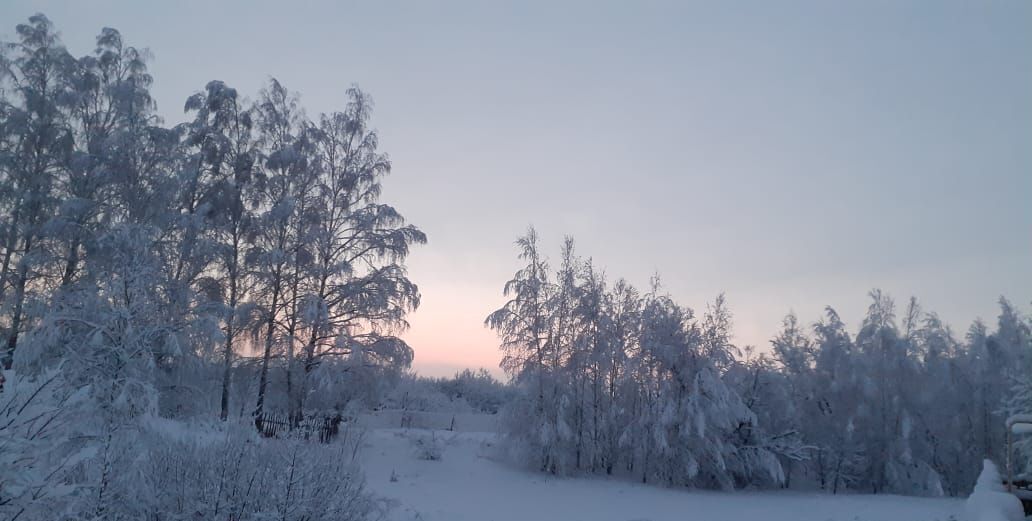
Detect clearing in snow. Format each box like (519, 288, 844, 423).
(360, 427, 964, 521)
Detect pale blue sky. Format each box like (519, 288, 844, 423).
(3, 0, 1029, 376)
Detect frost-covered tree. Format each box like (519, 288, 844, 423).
(999, 301, 1032, 481)
(805, 306, 864, 493)
(0, 13, 410, 520)
(251, 78, 314, 419)
(572, 257, 614, 472)
(487, 227, 552, 391)
(486, 227, 564, 471)
(488, 233, 786, 489)
(292, 89, 425, 418)
(182, 79, 260, 421)
(912, 312, 971, 495)
(739, 313, 815, 487)
(0, 14, 75, 368)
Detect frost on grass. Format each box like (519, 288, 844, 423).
(138, 425, 385, 521)
(1, 369, 384, 520)
(411, 431, 445, 461)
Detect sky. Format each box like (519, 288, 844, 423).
(2, 0, 1029, 377)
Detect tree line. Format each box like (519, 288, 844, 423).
(0, 14, 423, 419)
(0, 15, 417, 518)
(487, 228, 1031, 496)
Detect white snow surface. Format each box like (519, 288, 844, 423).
(361, 409, 501, 432)
(360, 427, 963, 521)
(1008, 415, 1032, 435)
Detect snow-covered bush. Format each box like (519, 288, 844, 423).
(380, 370, 514, 417)
(383, 372, 472, 413)
(436, 369, 513, 414)
(1, 369, 384, 520)
(132, 424, 385, 521)
(306, 357, 403, 412)
(0, 370, 93, 520)
(411, 431, 444, 461)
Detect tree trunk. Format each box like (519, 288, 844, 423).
(0, 203, 23, 305)
(297, 331, 318, 420)
(254, 274, 281, 417)
(219, 232, 241, 421)
(4, 234, 33, 370)
(60, 235, 81, 287)
(220, 327, 234, 421)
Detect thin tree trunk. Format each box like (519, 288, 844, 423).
(0, 204, 23, 305)
(298, 329, 318, 420)
(284, 265, 301, 423)
(296, 271, 329, 420)
(219, 232, 241, 422)
(220, 327, 234, 421)
(4, 233, 33, 369)
(254, 273, 281, 417)
(60, 235, 80, 287)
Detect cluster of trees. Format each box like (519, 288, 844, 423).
(742, 292, 1030, 496)
(487, 228, 1031, 496)
(384, 368, 515, 414)
(486, 229, 796, 488)
(0, 14, 419, 519)
(0, 14, 422, 418)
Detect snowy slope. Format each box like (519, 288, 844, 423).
(360, 428, 963, 521)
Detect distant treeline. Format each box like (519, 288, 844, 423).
(487, 228, 1030, 496)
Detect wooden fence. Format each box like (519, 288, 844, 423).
(252, 412, 343, 443)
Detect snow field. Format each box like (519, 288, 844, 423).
(360, 427, 964, 521)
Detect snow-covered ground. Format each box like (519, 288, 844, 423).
(360, 427, 964, 521)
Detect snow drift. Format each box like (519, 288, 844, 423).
(964, 460, 1024, 521)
